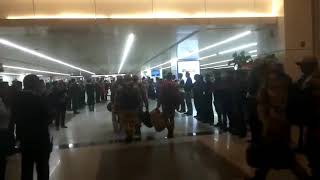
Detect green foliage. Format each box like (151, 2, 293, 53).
(228, 51, 252, 69)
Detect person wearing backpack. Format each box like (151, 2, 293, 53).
(157, 73, 180, 138)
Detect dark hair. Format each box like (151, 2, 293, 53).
(23, 74, 40, 90)
(166, 73, 173, 80)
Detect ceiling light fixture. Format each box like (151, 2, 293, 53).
(249, 50, 257, 54)
(148, 59, 172, 70)
(118, 33, 135, 74)
(3, 65, 70, 76)
(70, 75, 83, 78)
(0, 72, 23, 76)
(198, 54, 217, 61)
(182, 31, 252, 58)
(218, 43, 257, 55)
(161, 66, 171, 70)
(92, 74, 126, 77)
(251, 54, 258, 58)
(201, 65, 234, 70)
(0, 38, 95, 74)
(200, 59, 233, 67)
(146, 31, 252, 71)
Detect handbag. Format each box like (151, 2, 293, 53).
(107, 102, 112, 112)
(140, 111, 153, 128)
(150, 109, 166, 132)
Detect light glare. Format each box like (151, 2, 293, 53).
(0, 39, 95, 74)
(3, 65, 70, 76)
(118, 33, 135, 74)
(218, 43, 257, 55)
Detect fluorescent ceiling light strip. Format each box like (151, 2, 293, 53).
(201, 66, 233, 70)
(198, 54, 217, 61)
(251, 54, 258, 57)
(148, 31, 252, 71)
(149, 60, 172, 70)
(92, 74, 125, 77)
(211, 64, 230, 68)
(3, 65, 70, 76)
(219, 43, 257, 55)
(0, 39, 95, 75)
(70, 75, 83, 78)
(161, 66, 171, 70)
(118, 33, 135, 74)
(0, 72, 23, 76)
(200, 59, 233, 67)
(249, 50, 257, 54)
(182, 31, 252, 58)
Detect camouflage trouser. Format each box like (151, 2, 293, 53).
(118, 111, 140, 138)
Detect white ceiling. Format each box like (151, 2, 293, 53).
(0, 24, 260, 76)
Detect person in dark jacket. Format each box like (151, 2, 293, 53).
(69, 79, 80, 114)
(178, 73, 186, 113)
(295, 56, 320, 179)
(52, 81, 68, 130)
(184, 72, 193, 116)
(95, 80, 101, 103)
(86, 79, 96, 112)
(203, 74, 214, 125)
(193, 74, 206, 122)
(213, 71, 227, 128)
(0, 82, 13, 180)
(12, 74, 52, 180)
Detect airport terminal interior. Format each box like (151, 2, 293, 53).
(0, 0, 320, 180)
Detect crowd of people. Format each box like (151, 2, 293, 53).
(0, 76, 111, 180)
(109, 55, 320, 180)
(0, 55, 319, 180)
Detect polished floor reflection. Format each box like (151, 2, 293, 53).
(6, 102, 302, 180)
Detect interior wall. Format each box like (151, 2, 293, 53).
(0, 0, 280, 19)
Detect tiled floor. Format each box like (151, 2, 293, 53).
(5, 102, 302, 180)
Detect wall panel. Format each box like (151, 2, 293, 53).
(153, 0, 205, 18)
(34, 0, 95, 18)
(0, 0, 34, 19)
(96, 0, 152, 18)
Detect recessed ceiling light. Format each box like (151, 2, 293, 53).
(118, 33, 135, 74)
(0, 38, 95, 74)
(3, 65, 70, 76)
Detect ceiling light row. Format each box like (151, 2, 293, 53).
(118, 33, 135, 74)
(0, 39, 95, 75)
(146, 31, 253, 70)
(3, 65, 70, 76)
(200, 65, 234, 70)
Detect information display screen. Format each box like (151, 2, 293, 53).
(151, 69, 160, 77)
(177, 60, 200, 82)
